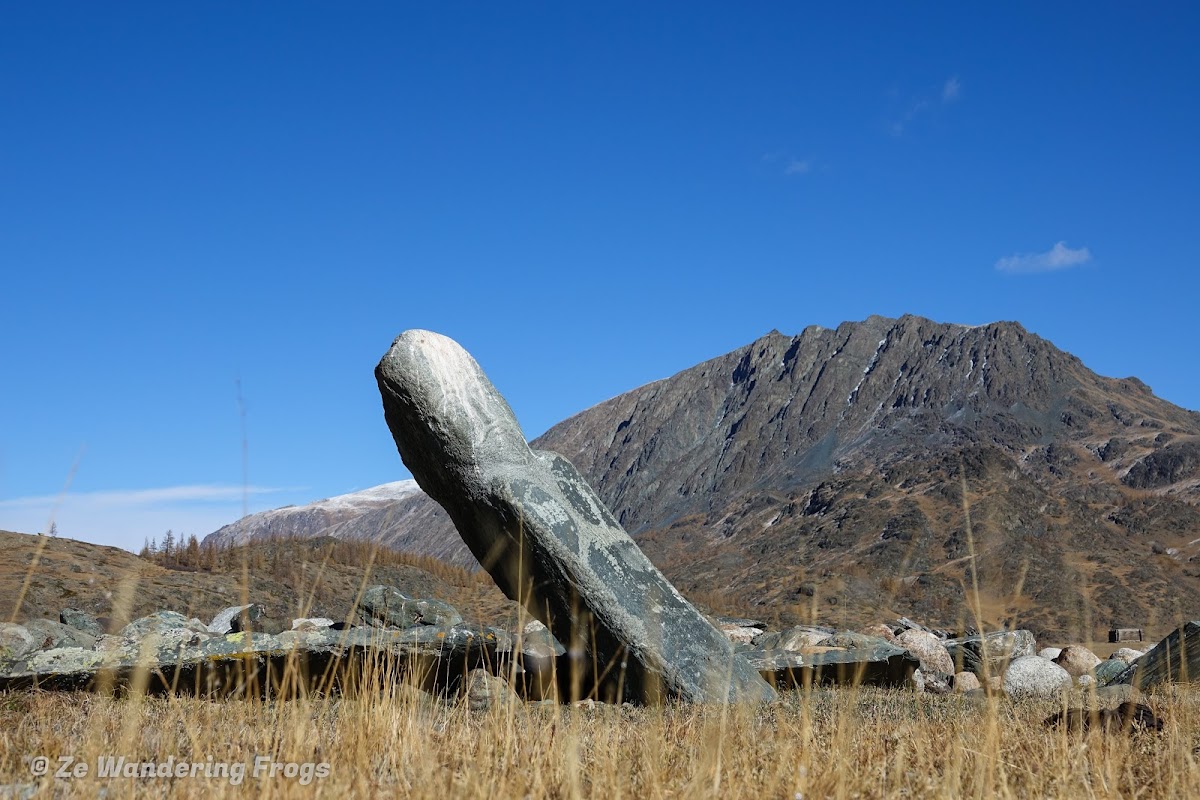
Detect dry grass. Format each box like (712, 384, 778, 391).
(3, 674, 1200, 798)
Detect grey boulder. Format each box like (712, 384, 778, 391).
(376, 330, 776, 704)
(945, 629, 1035, 677)
(1002, 655, 1072, 699)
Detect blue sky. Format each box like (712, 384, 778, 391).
(2, 3, 1198, 552)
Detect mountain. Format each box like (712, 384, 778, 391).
(0, 530, 517, 632)
(204, 315, 1200, 640)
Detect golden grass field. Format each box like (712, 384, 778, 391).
(3, 673, 1200, 799)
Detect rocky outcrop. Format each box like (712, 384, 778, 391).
(207, 315, 1200, 641)
(375, 330, 776, 704)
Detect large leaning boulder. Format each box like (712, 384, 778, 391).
(375, 330, 776, 704)
(1111, 621, 1200, 690)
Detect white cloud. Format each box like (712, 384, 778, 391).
(0, 484, 302, 553)
(889, 75, 960, 135)
(763, 152, 816, 176)
(943, 76, 961, 103)
(994, 241, 1093, 274)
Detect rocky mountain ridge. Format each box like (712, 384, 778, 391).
(204, 315, 1200, 639)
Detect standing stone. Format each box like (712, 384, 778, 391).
(376, 330, 776, 704)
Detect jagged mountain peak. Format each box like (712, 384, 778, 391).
(204, 314, 1200, 639)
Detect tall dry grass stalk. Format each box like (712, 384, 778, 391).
(3, 679, 1199, 798)
(5, 466, 1198, 797)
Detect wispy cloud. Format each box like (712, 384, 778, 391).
(995, 241, 1093, 274)
(942, 76, 961, 103)
(784, 159, 811, 176)
(0, 484, 303, 553)
(0, 484, 291, 509)
(762, 152, 817, 177)
(889, 75, 961, 135)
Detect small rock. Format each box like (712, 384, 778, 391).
(1054, 645, 1102, 677)
(1037, 647, 1062, 661)
(463, 668, 518, 712)
(953, 671, 981, 693)
(1110, 648, 1145, 663)
(912, 668, 952, 694)
(719, 625, 761, 645)
(1003, 655, 1072, 699)
(292, 618, 335, 631)
(1078, 674, 1096, 688)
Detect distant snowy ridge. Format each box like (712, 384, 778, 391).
(203, 480, 431, 548)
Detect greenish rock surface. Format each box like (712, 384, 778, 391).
(376, 330, 776, 704)
(1110, 621, 1200, 689)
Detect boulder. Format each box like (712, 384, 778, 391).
(0, 624, 36, 663)
(818, 631, 895, 650)
(514, 621, 564, 699)
(0, 623, 506, 696)
(776, 626, 834, 652)
(1094, 659, 1129, 685)
(1002, 655, 1072, 699)
(718, 624, 761, 645)
(292, 618, 336, 631)
(945, 630, 1035, 677)
(895, 629, 954, 675)
(59, 608, 104, 637)
(1054, 645, 1101, 677)
(745, 644, 919, 689)
(359, 586, 463, 628)
(463, 668, 519, 711)
(860, 624, 900, 644)
(953, 671, 981, 693)
(375, 330, 775, 704)
(23, 619, 96, 651)
(912, 668, 952, 694)
(208, 604, 266, 635)
(1110, 621, 1200, 690)
(1110, 648, 1145, 663)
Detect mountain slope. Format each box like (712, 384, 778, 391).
(205, 315, 1200, 639)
